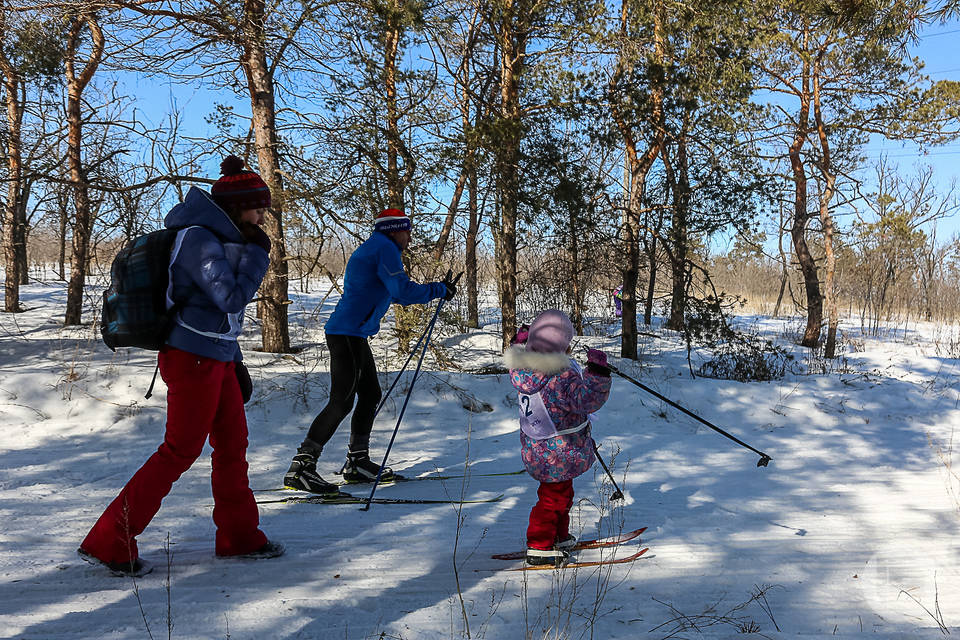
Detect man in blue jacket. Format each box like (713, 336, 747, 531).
(284, 209, 456, 494)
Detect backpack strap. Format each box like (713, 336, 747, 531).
(165, 226, 200, 310)
(144, 225, 198, 401)
(145, 359, 161, 400)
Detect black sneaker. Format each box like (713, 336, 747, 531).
(219, 540, 285, 560)
(525, 547, 570, 567)
(78, 547, 154, 578)
(284, 451, 340, 495)
(338, 449, 395, 483)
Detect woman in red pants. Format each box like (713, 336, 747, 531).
(505, 310, 612, 566)
(79, 156, 283, 576)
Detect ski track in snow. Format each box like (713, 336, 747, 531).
(0, 282, 959, 639)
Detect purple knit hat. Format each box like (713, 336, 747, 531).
(526, 309, 574, 353)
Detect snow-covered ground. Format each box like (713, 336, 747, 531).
(1, 280, 958, 639)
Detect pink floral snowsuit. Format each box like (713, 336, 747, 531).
(505, 346, 612, 550)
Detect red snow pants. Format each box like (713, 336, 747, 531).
(526, 480, 574, 550)
(80, 348, 267, 563)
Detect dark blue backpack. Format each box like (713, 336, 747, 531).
(100, 229, 181, 352)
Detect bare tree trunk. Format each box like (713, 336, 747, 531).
(787, 36, 822, 348)
(241, 0, 289, 352)
(610, 0, 665, 358)
(362, 0, 424, 352)
(790, 173, 822, 348)
(813, 64, 838, 358)
(494, 162, 518, 351)
(433, 170, 467, 263)
(621, 169, 648, 355)
(643, 232, 656, 325)
(16, 204, 28, 286)
(569, 203, 583, 333)
(58, 205, 67, 280)
(773, 200, 788, 317)
(0, 16, 24, 312)
(465, 166, 480, 328)
(63, 12, 103, 326)
(619, 152, 662, 349)
(620, 215, 640, 356)
(382, 0, 409, 208)
(492, 3, 525, 350)
(437, 7, 487, 321)
(666, 249, 686, 330)
(664, 134, 689, 332)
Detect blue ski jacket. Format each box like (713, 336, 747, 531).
(325, 231, 446, 337)
(163, 187, 270, 362)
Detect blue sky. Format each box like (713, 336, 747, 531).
(864, 22, 960, 190)
(118, 17, 960, 244)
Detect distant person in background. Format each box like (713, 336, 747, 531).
(79, 156, 284, 577)
(505, 309, 612, 566)
(283, 209, 458, 495)
(613, 285, 623, 318)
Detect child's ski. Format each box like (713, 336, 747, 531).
(255, 469, 525, 493)
(256, 492, 505, 506)
(507, 547, 649, 571)
(490, 527, 647, 560)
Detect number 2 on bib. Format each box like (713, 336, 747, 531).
(519, 394, 534, 417)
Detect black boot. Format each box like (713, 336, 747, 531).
(555, 534, 577, 551)
(338, 449, 395, 483)
(284, 446, 339, 495)
(525, 547, 570, 567)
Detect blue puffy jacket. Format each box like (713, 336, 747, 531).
(325, 231, 445, 337)
(163, 187, 270, 362)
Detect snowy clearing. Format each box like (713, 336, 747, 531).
(0, 281, 958, 639)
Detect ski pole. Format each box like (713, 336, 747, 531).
(608, 364, 772, 467)
(370, 312, 433, 421)
(362, 298, 447, 511)
(370, 271, 461, 418)
(592, 442, 625, 501)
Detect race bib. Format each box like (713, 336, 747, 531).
(518, 391, 556, 440)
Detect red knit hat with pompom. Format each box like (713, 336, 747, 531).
(210, 155, 271, 211)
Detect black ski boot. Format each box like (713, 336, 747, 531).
(525, 547, 570, 567)
(284, 447, 340, 495)
(555, 534, 577, 551)
(338, 449, 395, 483)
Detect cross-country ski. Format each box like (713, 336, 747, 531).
(253, 468, 526, 492)
(491, 526, 647, 560)
(504, 547, 651, 572)
(255, 493, 506, 506)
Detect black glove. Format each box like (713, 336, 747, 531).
(441, 269, 462, 301)
(241, 222, 271, 254)
(235, 362, 253, 404)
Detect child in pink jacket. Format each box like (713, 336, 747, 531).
(505, 310, 612, 566)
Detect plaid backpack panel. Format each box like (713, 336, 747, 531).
(101, 229, 180, 351)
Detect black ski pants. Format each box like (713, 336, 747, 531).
(306, 333, 382, 453)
